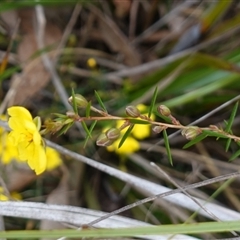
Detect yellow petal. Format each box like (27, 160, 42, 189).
(26, 142, 47, 175)
(45, 147, 62, 171)
(136, 104, 147, 112)
(115, 137, 140, 154)
(33, 130, 42, 145)
(107, 137, 140, 155)
(8, 107, 32, 121)
(132, 124, 151, 140)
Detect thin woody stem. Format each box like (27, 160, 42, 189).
(75, 115, 240, 142)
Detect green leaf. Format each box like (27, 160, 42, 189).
(71, 88, 78, 114)
(57, 122, 74, 136)
(95, 90, 108, 113)
(129, 119, 150, 125)
(183, 132, 208, 149)
(86, 101, 92, 118)
(155, 111, 172, 123)
(203, 130, 228, 139)
(225, 128, 233, 152)
(53, 113, 68, 119)
(225, 102, 238, 133)
(229, 148, 240, 162)
(148, 87, 158, 118)
(118, 124, 135, 149)
(163, 129, 173, 166)
(84, 120, 97, 148)
(225, 138, 232, 152)
(81, 121, 92, 138)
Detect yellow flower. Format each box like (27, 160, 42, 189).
(0, 115, 19, 164)
(0, 187, 8, 201)
(10, 191, 22, 200)
(0, 132, 19, 164)
(7, 106, 47, 175)
(105, 104, 155, 155)
(107, 136, 140, 154)
(132, 123, 151, 140)
(45, 147, 62, 171)
(87, 58, 97, 69)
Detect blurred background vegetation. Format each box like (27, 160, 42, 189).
(1, 0, 240, 239)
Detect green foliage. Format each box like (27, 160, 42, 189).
(163, 129, 173, 166)
(94, 90, 108, 113)
(118, 124, 135, 149)
(148, 87, 158, 118)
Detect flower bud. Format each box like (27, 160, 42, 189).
(157, 105, 171, 117)
(66, 111, 77, 119)
(106, 128, 120, 140)
(152, 125, 165, 134)
(181, 127, 201, 140)
(126, 105, 140, 118)
(96, 133, 113, 147)
(68, 94, 88, 108)
(33, 116, 41, 131)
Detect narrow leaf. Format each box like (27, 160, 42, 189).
(81, 121, 91, 138)
(225, 102, 238, 133)
(229, 148, 240, 162)
(203, 130, 228, 139)
(71, 88, 78, 114)
(148, 87, 158, 118)
(95, 90, 108, 113)
(84, 120, 97, 148)
(163, 129, 173, 166)
(86, 101, 92, 118)
(225, 138, 232, 152)
(53, 113, 68, 118)
(155, 112, 171, 123)
(118, 124, 135, 149)
(129, 119, 149, 125)
(183, 133, 208, 149)
(57, 122, 74, 136)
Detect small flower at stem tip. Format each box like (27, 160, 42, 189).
(125, 105, 140, 118)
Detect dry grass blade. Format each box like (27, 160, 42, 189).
(90, 5, 141, 67)
(43, 139, 240, 224)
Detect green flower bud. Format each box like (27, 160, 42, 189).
(181, 127, 201, 140)
(68, 94, 88, 108)
(96, 133, 114, 147)
(126, 105, 140, 118)
(106, 128, 120, 140)
(33, 116, 41, 131)
(157, 105, 171, 117)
